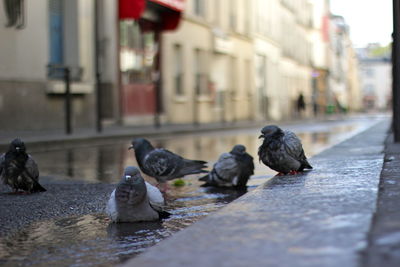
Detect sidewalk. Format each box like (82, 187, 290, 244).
(122, 119, 391, 267)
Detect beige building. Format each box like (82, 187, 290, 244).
(253, 0, 313, 121)
(162, 0, 255, 124)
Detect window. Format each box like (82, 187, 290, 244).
(4, 0, 25, 29)
(365, 68, 375, 77)
(49, 0, 64, 67)
(230, 56, 237, 96)
(119, 20, 156, 84)
(193, 0, 205, 17)
(229, 0, 237, 30)
(174, 44, 184, 95)
(48, 0, 80, 80)
(194, 49, 207, 95)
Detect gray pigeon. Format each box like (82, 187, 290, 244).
(106, 166, 170, 223)
(199, 144, 254, 188)
(129, 138, 208, 185)
(0, 138, 46, 193)
(258, 125, 312, 175)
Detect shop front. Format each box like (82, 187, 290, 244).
(118, 0, 184, 124)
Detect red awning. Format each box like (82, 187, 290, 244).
(148, 0, 184, 12)
(119, 0, 146, 19)
(119, 0, 184, 30)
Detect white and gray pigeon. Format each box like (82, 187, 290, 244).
(106, 166, 170, 223)
(199, 144, 254, 188)
(258, 125, 313, 175)
(129, 138, 208, 185)
(0, 138, 46, 193)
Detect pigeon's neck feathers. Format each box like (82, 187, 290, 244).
(4, 149, 28, 167)
(134, 141, 155, 164)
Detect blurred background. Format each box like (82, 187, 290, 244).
(0, 0, 393, 132)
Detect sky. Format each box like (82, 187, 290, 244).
(330, 0, 393, 47)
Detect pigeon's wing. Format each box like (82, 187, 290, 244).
(22, 155, 46, 192)
(106, 189, 118, 221)
(214, 153, 240, 182)
(145, 181, 164, 205)
(234, 153, 254, 187)
(283, 131, 306, 160)
(24, 155, 39, 181)
(149, 202, 171, 219)
(143, 149, 183, 178)
(283, 131, 312, 170)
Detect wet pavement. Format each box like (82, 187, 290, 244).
(0, 115, 386, 266)
(124, 118, 389, 267)
(361, 132, 400, 267)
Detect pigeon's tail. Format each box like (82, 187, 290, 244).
(157, 210, 171, 219)
(198, 173, 209, 182)
(300, 160, 313, 171)
(31, 180, 47, 193)
(180, 159, 208, 176)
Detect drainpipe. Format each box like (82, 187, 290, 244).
(393, 0, 400, 142)
(94, 0, 102, 133)
(154, 28, 162, 128)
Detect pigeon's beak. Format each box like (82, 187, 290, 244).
(258, 134, 265, 139)
(128, 145, 134, 150)
(125, 175, 132, 181)
(15, 147, 21, 152)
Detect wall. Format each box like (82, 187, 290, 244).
(0, 0, 97, 131)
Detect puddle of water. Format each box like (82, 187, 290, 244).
(0, 118, 381, 266)
(0, 186, 247, 267)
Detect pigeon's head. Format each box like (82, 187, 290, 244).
(9, 138, 26, 154)
(122, 166, 144, 184)
(259, 125, 283, 139)
(231, 144, 246, 155)
(129, 138, 150, 150)
(118, 166, 147, 204)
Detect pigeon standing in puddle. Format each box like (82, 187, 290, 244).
(129, 138, 208, 190)
(258, 125, 312, 175)
(199, 144, 254, 188)
(0, 138, 46, 193)
(106, 166, 170, 223)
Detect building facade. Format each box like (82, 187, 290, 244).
(357, 44, 392, 110)
(0, 0, 362, 132)
(0, 0, 98, 131)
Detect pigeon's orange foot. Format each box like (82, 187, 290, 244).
(289, 170, 300, 175)
(276, 172, 286, 176)
(157, 183, 170, 193)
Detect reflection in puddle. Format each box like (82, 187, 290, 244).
(34, 121, 370, 185)
(0, 118, 380, 266)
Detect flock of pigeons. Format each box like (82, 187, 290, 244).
(0, 125, 312, 223)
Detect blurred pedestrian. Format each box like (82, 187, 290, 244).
(297, 93, 306, 118)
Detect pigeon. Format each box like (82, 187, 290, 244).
(258, 125, 313, 175)
(129, 138, 208, 185)
(199, 144, 254, 188)
(0, 138, 46, 193)
(106, 166, 170, 223)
